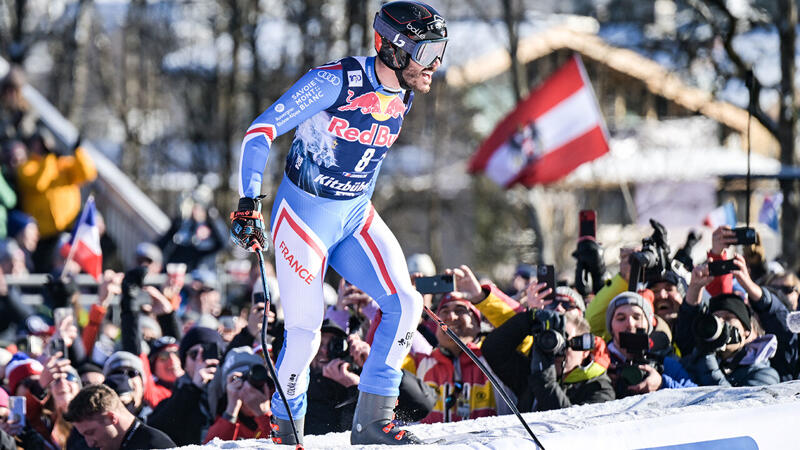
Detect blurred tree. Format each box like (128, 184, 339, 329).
(680, 0, 798, 269)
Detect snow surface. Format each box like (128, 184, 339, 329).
(182, 380, 800, 449)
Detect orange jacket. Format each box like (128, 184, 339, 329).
(17, 147, 97, 237)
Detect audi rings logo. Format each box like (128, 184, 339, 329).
(316, 70, 341, 86)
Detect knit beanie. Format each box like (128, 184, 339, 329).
(102, 351, 144, 377)
(5, 353, 44, 394)
(178, 326, 223, 367)
(555, 286, 586, 312)
(709, 293, 751, 331)
(437, 294, 481, 322)
(606, 292, 654, 335)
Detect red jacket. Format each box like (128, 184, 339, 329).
(204, 413, 271, 442)
(411, 343, 497, 423)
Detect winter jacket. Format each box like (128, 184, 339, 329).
(750, 287, 798, 381)
(147, 374, 214, 446)
(305, 367, 359, 435)
(409, 343, 497, 423)
(0, 171, 16, 239)
(16, 147, 96, 238)
(203, 412, 271, 443)
(473, 284, 610, 368)
(681, 335, 780, 387)
(120, 420, 176, 449)
(607, 341, 697, 397)
(482, 311, 615, 412)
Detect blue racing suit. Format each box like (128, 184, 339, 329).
(238, 56, 424, 421)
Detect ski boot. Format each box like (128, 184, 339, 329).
(350, 391, 421, 445)
(271, 416, 304, 446)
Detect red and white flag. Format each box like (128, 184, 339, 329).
(60, 196, 102, 280)
(468, 54, 609, 187)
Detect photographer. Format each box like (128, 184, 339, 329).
(605, 293, 695, 398)
(677, 263, 780, 386)
(147, 326, 222, 446)
(307, 320, 435, 433)
(204, 347, 272, 443)
(483, 308, 614, 412)
(305, 320, 361, 435)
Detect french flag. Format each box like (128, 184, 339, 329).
(703, 202, 737, 229)
(468, 54, 610, 187)
(60, 196, 102, 280)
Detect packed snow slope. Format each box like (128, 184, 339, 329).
(188, 380, 800, 449)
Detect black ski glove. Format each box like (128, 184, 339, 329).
(230, 197, 267, 251)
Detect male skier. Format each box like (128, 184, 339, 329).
(229, 1, 448, 445)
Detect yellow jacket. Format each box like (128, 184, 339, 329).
(17, 147, 97, 237)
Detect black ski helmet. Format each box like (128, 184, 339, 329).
(373, 1, 448, 71)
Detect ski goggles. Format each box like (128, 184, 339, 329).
(374, 15, 448, 67)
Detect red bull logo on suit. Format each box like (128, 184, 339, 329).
(338, 90, 406, 121)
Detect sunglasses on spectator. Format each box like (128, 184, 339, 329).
(187, 349, 203, 360)
(775, 285, 799, 295)
(545, 300, 577, 311)
(111, 369, 140, 378)
(157, 350, 179, 361)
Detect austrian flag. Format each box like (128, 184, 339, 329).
(60, 196, 103, 280)
(468, 54, 609, 187)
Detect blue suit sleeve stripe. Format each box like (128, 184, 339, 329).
(238, 65, 344, 198)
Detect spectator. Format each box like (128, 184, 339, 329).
(16, 130, 97, 273)
(0, 380, 49, 449)
(158, 186, 226, 272)
(483, 309, 614, 412)
(148, 336, 184, 390)
(102, 352, 149, 419)
(0, 170, 15, 240)
(5, 353, 44, 397)
(33, 355, 82, 447)
(605, 292, 696, 398)
(508, 263, 535, 299)
(204, 347, 272, 443)
(305, 320, 360, 435)
(1, 139, 27, 190)
(146, 326, 221, 446)
(64, 384, 175, 450)
(77, 362, 105, 386)
(0, 66, 37, 141)
(182, 268, 222, 320)
(647, 270, 687, 331)
(678, 256, 798, 381)
(680, 292, 780, 387)
(410, 295, 497, 423)
(7, 210, 38, 273)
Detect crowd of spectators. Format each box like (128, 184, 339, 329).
(1, 66, 799, 449)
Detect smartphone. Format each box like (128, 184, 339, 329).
(415, 274, 455, 295)
(537, 265, 556, 302)
(202, 342, 220, 361)
(579, 210, 597, 238)
(732, 227, 757, 245)
(26, 335, 43, 356)
(48, 337, 66, 357)
(9, 396, 25, 427)
(708, 259, 737, 276)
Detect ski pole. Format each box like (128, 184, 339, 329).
(253, 246, 303, 449)
(423, 305, 545, 449)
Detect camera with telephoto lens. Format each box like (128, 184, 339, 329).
(326, 334, 362, 374)
(244, 364, 271, 390)
(536, 329, 595, 355)
(692, 313, 742, 354)
(629, 219, 672, 286)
